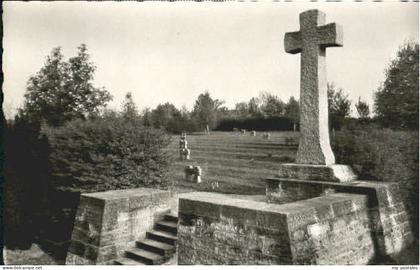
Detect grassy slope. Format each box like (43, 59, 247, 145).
(169, 131, 299, 195)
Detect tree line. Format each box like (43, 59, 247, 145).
(11, 41, 418, 133)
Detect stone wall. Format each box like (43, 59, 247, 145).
(178, 192, 376, 265)
(266, 178, 414, 255)
(65, 188, 171, 265)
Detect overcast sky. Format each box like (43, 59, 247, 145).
(3, 1, 419, 118)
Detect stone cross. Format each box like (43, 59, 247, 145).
(284, 9, 342, 165)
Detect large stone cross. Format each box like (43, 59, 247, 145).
(284, 9, 342, 165)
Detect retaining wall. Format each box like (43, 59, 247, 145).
(177, 192, 376, 265)
(65, 188, 171, 265)
(266, 178, 414, 255)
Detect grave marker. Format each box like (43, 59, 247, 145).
(185, 165, 202, 183)
(179, 134, 191, 160)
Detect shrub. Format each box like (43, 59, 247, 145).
(42, 116, 173, 193)
(332, 128, 419, 237)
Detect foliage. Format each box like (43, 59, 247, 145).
(374, 42, 419, 130)
(191, 91, 224, 130)
(151, 102, 180, 128)
(355, 97, 370, 120)
(121, 92, 139, 120)
(141, 107, 153, 127)
(41, 116, 173, 193)
(149, 102, 194, 133)
(248, 97, 262, 117)
(234, 102, 250, 119)
(327, 83, 352, 130)
(259, 92, 285, 118)
(18, 45, 112, 127)
(332, 128, 419, 236)
(3, 118, 52, 248)
(221, 94, 300, 131)
(284, 96, 300, 128)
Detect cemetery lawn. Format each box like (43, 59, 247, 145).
(168, 131, 298, 195)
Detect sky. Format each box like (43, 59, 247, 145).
(3, 1, 419, 119)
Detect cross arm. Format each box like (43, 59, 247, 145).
(317, 23, 343, 48)
(284, 31, 302, 54)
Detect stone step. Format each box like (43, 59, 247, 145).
(136, 238, 175, 256)
(114, 257, 146, 265)
(126, 248, 166, 265)
(146, 230, 178, 245)
(155, 220, 178, 234)
(164, 213, 179, 223)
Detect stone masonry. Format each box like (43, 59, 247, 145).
(266, 178, 414, 255)
(65, 188, 171, 265)
(282, 9, 355, 182)
(284, 9, 342, 166)
(178, 192, 375, 265)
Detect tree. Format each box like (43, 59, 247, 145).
(234, 102, 249, 119)
(151, 102, 181, 129)
(191, 91, 224, 130)
(259, 92, 285, 118)
(327, 83, 352, 130)
(121, 92, 139, 121)
(248, 97, 262, 117)
(284, 96, 300, 129)
(355, 97, 370, 120)
(18, 45, 112, 127)
(141, 107, 153, 127)
(374, 42, 419, 130)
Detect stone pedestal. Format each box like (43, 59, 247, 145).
(178, 192, 376, 265)
(278, 163, 357, 182)
(65, 188, 171, 265)
(266, 178, 414, 255)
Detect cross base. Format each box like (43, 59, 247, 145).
(278, 163, 357, 182)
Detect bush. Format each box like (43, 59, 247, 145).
(42, 116, 173, 193)
(332, 128, 419, 237)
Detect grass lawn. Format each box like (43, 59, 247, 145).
(169, 131, 298, 194)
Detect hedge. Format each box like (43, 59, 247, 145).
(41, 116, 173, 193)
(332, 128, 419, 238)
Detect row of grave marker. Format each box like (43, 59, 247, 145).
(232, 128, 271, 138)
(178, 130, 298, 185)
(179, 133, 202, 183)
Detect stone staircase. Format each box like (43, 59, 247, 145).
(114, 213, 178, 265)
